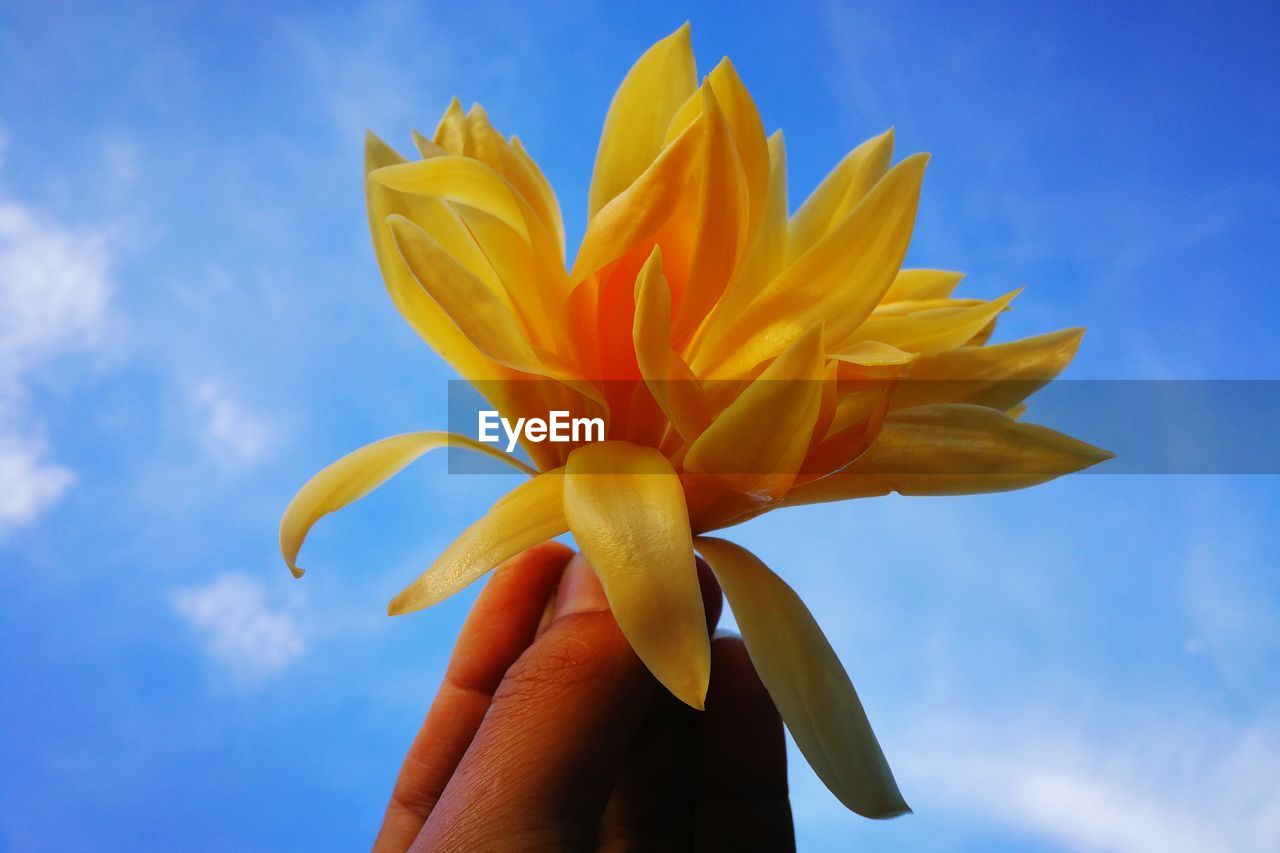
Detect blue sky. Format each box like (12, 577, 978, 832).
(1, 1, 1278, 850)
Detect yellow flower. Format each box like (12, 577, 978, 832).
(280, 24, 1111, 817)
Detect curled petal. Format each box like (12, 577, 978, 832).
(693, 537, 910, 818)
(280, 432, 533, 578)
(371, 155, 532, 242)
(564, 441, 709, 709)
(388, 468, 567, 615)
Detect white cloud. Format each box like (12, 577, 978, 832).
(0, 201, 110, 374)
(0, 175, 113, 530)
(171, 573, 306, 682)
(0, 433, 74, 527)
(902, 710, 1280, 853)
(191, 380, 274, 467)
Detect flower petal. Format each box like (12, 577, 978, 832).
(633, 248, 713, 441)
(891, 328, 1085, 411)
(882, 268, 965, 302)
(388, 468, 568, 615)
(672, 84, 751, 344)
(693, 537, 910, 818)
(571, 118, 702, 282)
(707, 59, 769, 223)
(696, 153, 929, 379)
(788, 128, 895, 262)
(784, 403, 1114, 504)
(845, 290, 1020, 355)
(563, 441, 709, 709)
(684, 322, 825, 498)
(709, 130, 789, 324)
(588, 23, 697, 218)
(280, 432, 533, 578)
(388, 214, 546, 373)
(463, 104, 566, 258)
(371, 155, 533, 242)
(365, 133, 506, 381)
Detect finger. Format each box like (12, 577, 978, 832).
(413, 554, 659, 852)
(694, 635, 794, 852)
(597, 559, 723, 851)
(374, 541, 573, 852)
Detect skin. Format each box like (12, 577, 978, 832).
(374, 542, 795, 852)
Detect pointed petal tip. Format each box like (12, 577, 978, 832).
(870, 800, 912, 820)
(368, 164, 395, 188)
(386, 592, 415, 617)
(672, 672, 709, 711)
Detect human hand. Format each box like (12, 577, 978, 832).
(373, 542, 794, 852)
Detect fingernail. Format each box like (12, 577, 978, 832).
(552, 554, 610, 620)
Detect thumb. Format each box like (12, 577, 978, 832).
(412, 555, 657, 852)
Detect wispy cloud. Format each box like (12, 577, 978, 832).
(908, 709, 1280, 852)
(170, 573, 306, 683)
(0, 169, 113, 530)
(191, 380, 275, 468)
(0, 433, 74, 527)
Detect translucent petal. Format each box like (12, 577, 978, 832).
(280, 432, 533, 578)
(563, 441, 709, 709)
(388, 468, 567, 615)
(589, 23, 697, 218)
(694, 537, 910, 818)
